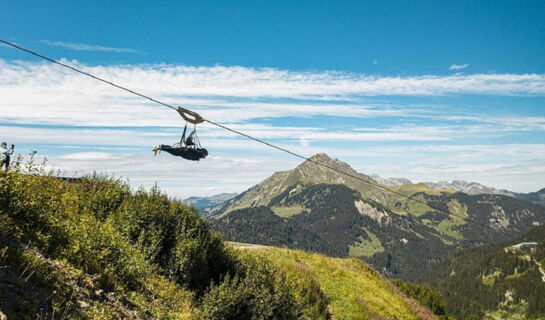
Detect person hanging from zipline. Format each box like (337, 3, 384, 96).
(153, 123, 208, 161)
(153, 107, 208, 161)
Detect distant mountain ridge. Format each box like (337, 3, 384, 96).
(371, 173, 515, 196)
(183, 192, 238, 216)
(211, 153, 545, 280)
(423, 180, 514, 196)
(370, 174, 412, 187)
(373, 174, 545, 206)
(515, 188, 545, 206)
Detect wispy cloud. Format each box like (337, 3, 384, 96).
(449, 63, 469, 70)
(1, 59, 545, 129)
(40, 40, 138, 53)
(2, 60, 545, 103)
(2, 59, 544, 197)
(35, 143, 545, 198)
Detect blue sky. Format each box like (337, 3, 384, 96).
(1, 0, 545, 197)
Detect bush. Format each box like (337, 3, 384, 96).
(115, 185, 237, 294)
(201, 255, 298, 320)
(392, 279, 451, 319)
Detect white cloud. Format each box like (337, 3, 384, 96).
(426, 115, 545, 132)
(33, 142, 545, 198)
(1, 59, 545, 129)
(40, 40, 138, 53)
(58, 152, 123, 160)
(2, 60, 544, 100)
(449, 64, 469, 70)
(2, 58, 544, 197)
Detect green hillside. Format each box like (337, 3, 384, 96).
(421, 225, 545, 320)
(0, 158, 436, 319)
(212, 154, 545, 281)
(230, 243, 442, 320)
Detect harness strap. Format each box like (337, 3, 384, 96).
(180, 123, 188, 145)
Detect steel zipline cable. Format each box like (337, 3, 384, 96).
(0, 39, 500, 230)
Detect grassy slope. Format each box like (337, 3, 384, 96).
(1, 161, 438, 320)
(387, 184, 455, 217)
(231, 243, 438, 320)
(348, 228, 384, 257)
(0, 181, 198, 319)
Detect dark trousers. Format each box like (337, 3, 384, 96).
(1, 156, 9, 170)
(160, 145, 206, 161)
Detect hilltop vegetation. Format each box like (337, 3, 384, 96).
(231, 244, 442, 320)
(0, 158, 312, 319)
(0, 157, 435, 319)
(421, 225, 545, 320)
(212, 154, 545, 280)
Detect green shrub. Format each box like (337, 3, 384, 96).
(392, 279, 451, 319)
(115, 186, 237, 294)
(201, 255, 298, 320)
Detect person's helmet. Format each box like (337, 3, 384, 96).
(201, 149, 208, 158)
(1, 142, 6, 147)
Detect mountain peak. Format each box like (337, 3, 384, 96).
(297, 153, 356, 175)
(216, 153, 384, 214)
(308, 153, 333, 162)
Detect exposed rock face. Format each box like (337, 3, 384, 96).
(489, 205, 511, 229)
(354, 200, 391, 226)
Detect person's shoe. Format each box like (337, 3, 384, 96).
(153, 144, 162, 156)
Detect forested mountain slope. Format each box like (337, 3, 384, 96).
(421, 225, 545, 320)
(515, 188, 545, 206)
(211, 154, 545, 280)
